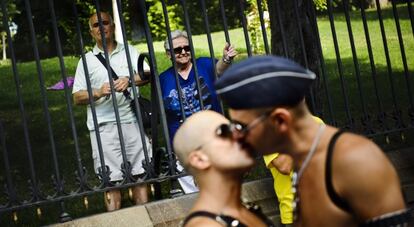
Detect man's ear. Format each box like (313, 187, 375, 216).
(270, 108, 291, 133)
(188, 150, 210, 170)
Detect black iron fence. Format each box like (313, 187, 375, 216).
(0, 0, 413, 224)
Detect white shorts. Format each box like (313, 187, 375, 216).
(90, 122, 152, 182)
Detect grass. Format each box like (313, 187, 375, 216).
(317, 5, 414, 129)
(0, 3, 413, 226)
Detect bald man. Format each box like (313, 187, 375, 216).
(72, 12, 151, 211)
(174, 110, 274, 227)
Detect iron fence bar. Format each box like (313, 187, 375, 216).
(179, 0, 205, 110)
(219, 0, 230, 43)
(199, 0, 225, 114)
(327, 0, 353, 128)
(0, 170, 190, 214)
(159, 4, 194, 195)
(24, 0, 63, 200)
(72, 3, 110, 187)
(391, 0, 414, 111)
(275, 0, 288, 57)
(48, 0, 79, 221)
(342, 0, 370, 132)
(358, 0, 387, 131)
(161, 0, 187, 126)
(0, 0, 42, 203)
(309, 1, 336, 125)
(0, 120, 19, 208)
(114, 0, 154, 180)
(293, 0, 316, 114)
(256, 0, 269, 55)
(94, 0, 134, 183)
(139, 0, 176, 176)
(374, 0, 404, 129)
(238, 0, 252, 57)
(48, 0, 87, 193)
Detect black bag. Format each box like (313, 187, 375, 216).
(130, 96, 152, 129)
(95, 54, 152, 129)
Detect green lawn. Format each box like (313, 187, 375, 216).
(317, 6, 414, 128)
(0, 4, 413, 226)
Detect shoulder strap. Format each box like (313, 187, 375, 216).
(181, 211, 217, 226)
(95, 54, 119, 80)
(325, 130, 352, 213)
(361, 208, 412, 227)
(181, 211, 248, 227)
(95, 54, 130, 98)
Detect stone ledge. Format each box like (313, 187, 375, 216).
(50, 205, 152, 227)
(50, 178, 280, 227)
(49, 146, 414, 227)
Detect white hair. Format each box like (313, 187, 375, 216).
(164, 30, 188, 51)
(89, 12, 114, 30)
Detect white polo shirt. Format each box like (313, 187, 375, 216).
(72, 43, 149, 130)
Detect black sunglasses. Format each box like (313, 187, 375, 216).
(215, 123, 242, 140)
(92, 20, 110, 28)
(197, 113, 271, 150)
(215, 112, 272, 140)
(172, 45, 191, 54)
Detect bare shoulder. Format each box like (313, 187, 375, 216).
(333, 132, 389, 168)
(331, 132, 405, 219)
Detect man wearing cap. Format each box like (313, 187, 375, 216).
(215, 55, 410, 226)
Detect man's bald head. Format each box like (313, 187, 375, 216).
(173, 111, 229, 170)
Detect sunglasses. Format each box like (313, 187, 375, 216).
(215, 112, 271, 140)
(172, 45, 191, 55)
(92, 20, 110, 28)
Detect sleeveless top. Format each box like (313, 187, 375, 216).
(180, 203, 275, 227)
(325, 130, 351, 212)
(325, 130, 412, 226)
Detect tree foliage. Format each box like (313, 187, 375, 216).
(246, 0, 269, 54)
(146, 0, 183, 41)
(0, 0, 19, 31)
(314, 0, 328, 11)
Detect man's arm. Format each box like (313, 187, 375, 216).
(270, 153, 293, 175)
(73, 82, 110, 105)
(132, 72, 150, 86)
(216, 43, 237, 75)
(333, 134, 406, 221)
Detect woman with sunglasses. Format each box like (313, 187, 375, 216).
(159, 30, 237, 194)
(174, 110, 274, 227)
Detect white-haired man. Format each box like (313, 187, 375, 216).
(72, 12, 151, 211)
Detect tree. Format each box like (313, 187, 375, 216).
(267, 0, 323, 115)
(0, 0, 19, 61)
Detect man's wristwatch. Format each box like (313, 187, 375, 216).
(222, 56, 232, 64)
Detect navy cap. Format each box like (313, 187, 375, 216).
(215, 55, 316, 109)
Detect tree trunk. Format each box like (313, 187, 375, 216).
(267, 0, 323, 115)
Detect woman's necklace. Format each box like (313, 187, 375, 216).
(292, 123, 326, 220)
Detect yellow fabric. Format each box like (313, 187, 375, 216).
(264, 154, 293, 224)
(263, 116, 324, 224)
